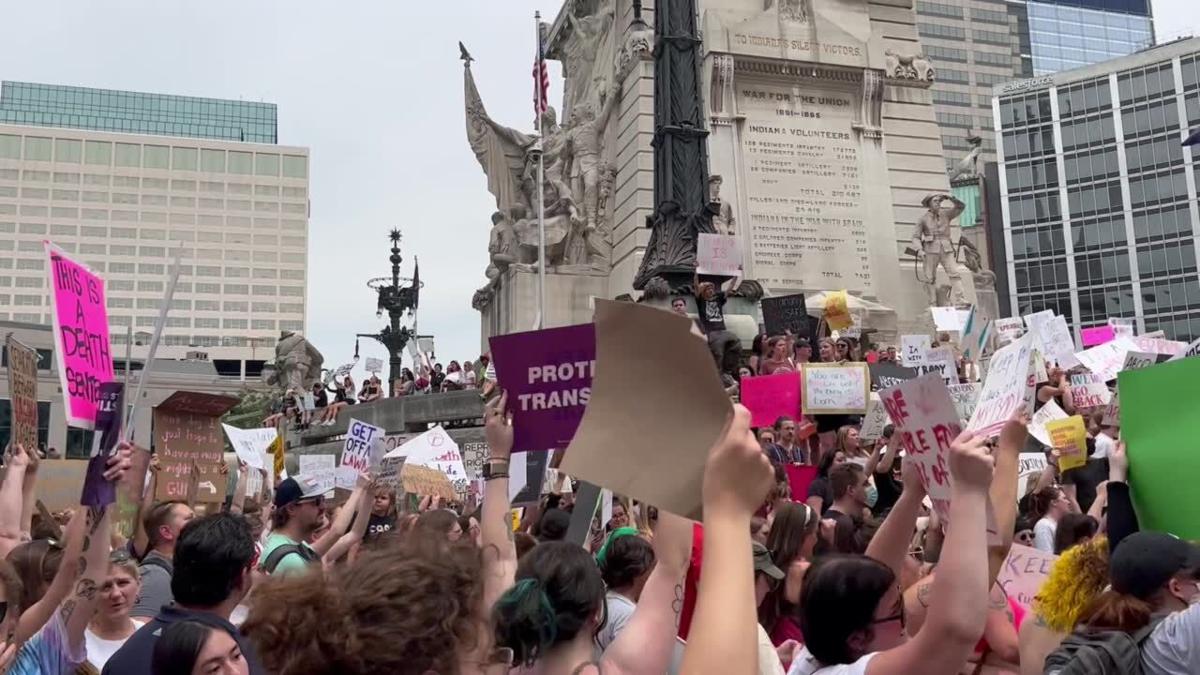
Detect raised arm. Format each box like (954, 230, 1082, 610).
(0, 444, 31, 558)
(1103, 441, 1137, 554)
(230, 461, 250, 516)
(61, 505, 113, 650)
(15, 507, 84, 643)
(865, 457, 925, 581)
(988, 413, 1027, 582)
(479, 392, 517, 610)
(323, 478, 373, 566)
(603, 510, 692, 675)
(311, 474, 368, 556)
(19, 446, 40, 538)
(869, 432, 993, 675)
(679, 405, 775, 675)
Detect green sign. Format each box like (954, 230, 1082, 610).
(1118, 357, 1200, 539)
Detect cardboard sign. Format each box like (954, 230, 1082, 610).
(901, 335, 932, 367)
(1068, 373, 1112, 408)
(153, 399, 231, 504)
(1029, 399, 1068, 447)
(5, 334, 39, 451)
(1017, 452, 1048, 497)
(221, 424, 275, 471)
(400, 464, 457, 500)
(948, 383, 980, 422)
(869, 362, 918, 391)
(81, 382, 123, 507)
(339, 418, 385, 489)
(696, 233, 743, 276)
(489, 323, 595, 453)
(33, 459, 89, 512)
(760, 294, 809, 338)
(298, 454, 337, 498)
(740, 372, 802, 428)
(1081, 325, 1115, 347)
(364, 357, 383, 374)
(998, 544, 1057, 616)
(802, 363, 869, 415)
(879, 374, 960, 525)
(1046, 415, 1087, 471)
(966, 335, 1034, 438)
(561, 300, 731, 520)
(45, 242, 114, 429)
(823, 291, 852, 331)
(1120, 358, 1200, 538)
(994, 318, 1025, 345)
(392, 425, 469, 495)
(859, 394, 892, 441)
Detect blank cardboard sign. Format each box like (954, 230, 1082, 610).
(561, 300, 731, 520)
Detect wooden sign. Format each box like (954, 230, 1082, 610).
(802, 363, 869, 414)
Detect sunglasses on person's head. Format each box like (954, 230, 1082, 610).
(110, 549, 133, 564)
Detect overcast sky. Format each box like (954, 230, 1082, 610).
(0, 0, 1191, 383)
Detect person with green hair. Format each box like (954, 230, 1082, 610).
(595, 528, 654, 651)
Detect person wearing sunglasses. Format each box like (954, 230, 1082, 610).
(260, 476, 328, 577)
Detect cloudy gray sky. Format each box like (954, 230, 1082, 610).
(0, 0, 1191, 382)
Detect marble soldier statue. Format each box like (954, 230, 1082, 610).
(485, 210, 518, 280)
(911, 193, 967, 306)
(708, 175, 736, 236)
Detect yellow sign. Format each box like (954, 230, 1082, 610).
(1046, 415, 1088, 471)
(823, 290, 852, 330)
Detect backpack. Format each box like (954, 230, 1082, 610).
(1043, 617, 1164, 675)
(259, 543, 320, 574)
(139, 555, 172, 576)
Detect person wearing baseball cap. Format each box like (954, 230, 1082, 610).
(1107, 532, 1200, 674)
(260, 475, 327, 577)
(753, 541, 792, 675)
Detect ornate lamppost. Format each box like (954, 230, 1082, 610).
(356, 229, 421, 388)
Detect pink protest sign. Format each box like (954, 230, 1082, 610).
(44, 242, 114, 429)
(740, 372, 801, 428)
(1081, 325, 1114, 347)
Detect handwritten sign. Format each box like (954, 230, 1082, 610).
(298, 454, 336, 498)
(879, 374, 959, 524)
(1017, 452, 1048, 497)
(339, 418, 384, 489)
(901, 335, 931, 367)
(994, 318, 1024, 345)
(739, 372, 802, 428)
(221, 424, 275, 471)
(916, 346, 957, 384)
(400, 463, 457, 500)
(392, 425, 470, 495)
(1041, 315, 1080, 369)
(696, 233, 743, 276)
(1074, 338, 1137, 382)
(489, 323, 595, 453)
(1046, 415, 1088, 471)
(1081, 325, 1115, 347)
(869, 362, 917, 391)
(859, 394, 892, 441)
(5, 335, 39, 451)
(1130, 336, 1186, 358)
(153, 406, 227, 504)
(364, 357, 383, 374)
(823, 291, 852, 331)
(1068, 373, 1112, 408)
(966, 334, 1033, 438)
(930, 306, 964, 332)
(999, 544, 1057, 616)
(34, 459, 89, 512)
(948, 383, 980, 422)
(45, 242, 114, 429)
(760, 294, 810, 338)
(1029, 399, 1068, 447)
(1167, 336, 1200, 362)
(802, 363, 868, 414)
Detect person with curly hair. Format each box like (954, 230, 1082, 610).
(1017, 535, 1111, 675)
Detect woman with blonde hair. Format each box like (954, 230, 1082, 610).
(82, 550, 145, 673)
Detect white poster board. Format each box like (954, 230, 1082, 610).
(391, 425, 470, 495)
(696, 233, 743, 276)
(221, 424, 274, 471)
(802, 363, 869, 414)
(930, 307, 964, 332)
(364, 357, 384, 374)
(1017, 452, 1048, 498)
(859, 393, 892, 441)
(948, 383, 980, 423)
(298, 454, 337, 498)
(994, 317, 1025, 344)
(901, 335, 932, 367)
(878, 374, 959, 525)
(338, 418, 385, 489)
(966, 334, 1034, 438)
(1029, 399, 1068, 447)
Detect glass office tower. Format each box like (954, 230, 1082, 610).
(1026, 0, 1155, 75)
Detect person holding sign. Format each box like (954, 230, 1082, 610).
(693, 271, 743, 382)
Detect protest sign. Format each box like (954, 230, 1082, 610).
(916, 346, 957, 385)
(1120, 358, 1200, 537)
(562, 300, 731, 520)
(947, 383, 980, 423)
(1068, 373, 1112, 408)
(44, 242, 114, 429)
(81, 382, 123, 507)
(364, 357, 383, 374)
(153, 392, 236, 504)
(1108, 317, 1134, 338)
(859, 394, 891, 441)
(298, 454, 337, 498)
(760, 294, 809, 337)
(740, 372, 801, 428)
(1042, 315, 1080, 369)
(221, 424, 274, 471)
(998, 544, 1057, 616)
(879, 374, 959, 524)
(958, 305, 992, 361)
(696, 233, 743, 276)
(339, 418, 385, 489)
(966, 335, 1033, 438)
(1017, 453, 1048, 498)
(508, 450, 551, 506)
(1024, 310, 1054, 332)
(930, 306, 963, 332)
(1081, 325, 1115, 347)
(802, 363, 869, 415)
(5, 334, 39, 451)
(489, 323, 595, 453)
(1029, 399, 1068, 447)
(1045, 415, 1087, 471)
(1131, 336, 1186, 358)
(901, 335, 931, 367)
(869, 362, 917, 391)
(823, 291, 852, 331)
(994, 318, 1024, 345)
(1167, 336, 1200, 362)
(1122, 350, 1159, 373)
(34, 459, 89, 512)
(331, 362, 355, 380)
(395, 425, 469, 495)
(1074, 338, 1137, 382)
(400, 464, 457, 501)
(785, 465, 818, 503)
(565, 481, 603, 546)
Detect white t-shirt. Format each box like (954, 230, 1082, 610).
(787, 647, 876, 675)
(757, 624, 786, 675)
(596, 591, 637, 651)
(1141, 602, 1200, 675)
(1033, 517, 1057, 553)
(1093, 432, 1116, 460)
(84, 619, 145, 671)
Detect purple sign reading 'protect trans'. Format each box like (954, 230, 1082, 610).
(489, 323, 596, 454)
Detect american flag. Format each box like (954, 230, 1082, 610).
(533, 21, 549, 120)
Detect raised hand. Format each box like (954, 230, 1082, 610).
(900, 455, 926, 498)
(1108, 440, 1128, 482)
(702, 404, 774, 517)
(948, 430, 993, 490)
(105, 441, 135, 482)
(998, 409, 1029, 452)
(483, 390, 514, 460)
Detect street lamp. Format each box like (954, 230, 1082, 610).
(357, 229, 422, 388)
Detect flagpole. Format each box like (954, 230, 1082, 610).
(535, 10, 546, 330)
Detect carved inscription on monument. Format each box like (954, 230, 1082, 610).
(740, 84, 872, 295)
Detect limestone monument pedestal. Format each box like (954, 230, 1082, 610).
(473, 267, 609, 337)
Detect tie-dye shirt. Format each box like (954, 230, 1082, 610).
(9, 611, 85, 675)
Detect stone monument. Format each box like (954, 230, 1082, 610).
(266, 331, 324, 392)
(466, 0, 974, 342)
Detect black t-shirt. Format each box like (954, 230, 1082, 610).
(697, 292, 727, 333)
(366, 513, 396, 540)
(819, 507, 866, 555)
(103, 605, 266, 675)
(807, 475, 834, 514)
(1063, 455, 1109, 513)
(872, 465, 903, 517)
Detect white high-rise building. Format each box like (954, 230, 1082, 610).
(0, 82, 310, 379)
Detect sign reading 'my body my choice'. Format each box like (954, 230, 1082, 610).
(45, 242, 113, 429)
(490, 323, 596, 454)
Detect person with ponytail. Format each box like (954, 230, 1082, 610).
(758, 502, 819, 646)
(1030, 485, 1072, 553)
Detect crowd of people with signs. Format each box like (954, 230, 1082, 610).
(2, 240, 1199, 675)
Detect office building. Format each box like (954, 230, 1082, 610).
(994, 38, 1200, 342)
(0, 82, 309, 376)
(1025, 0, 1155, 76)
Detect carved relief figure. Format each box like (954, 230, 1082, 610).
(885, 50, 935, 82)
(911, 193, 967, 306)
(948, 134, 984, 181)
(561, 5, 615, 113)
